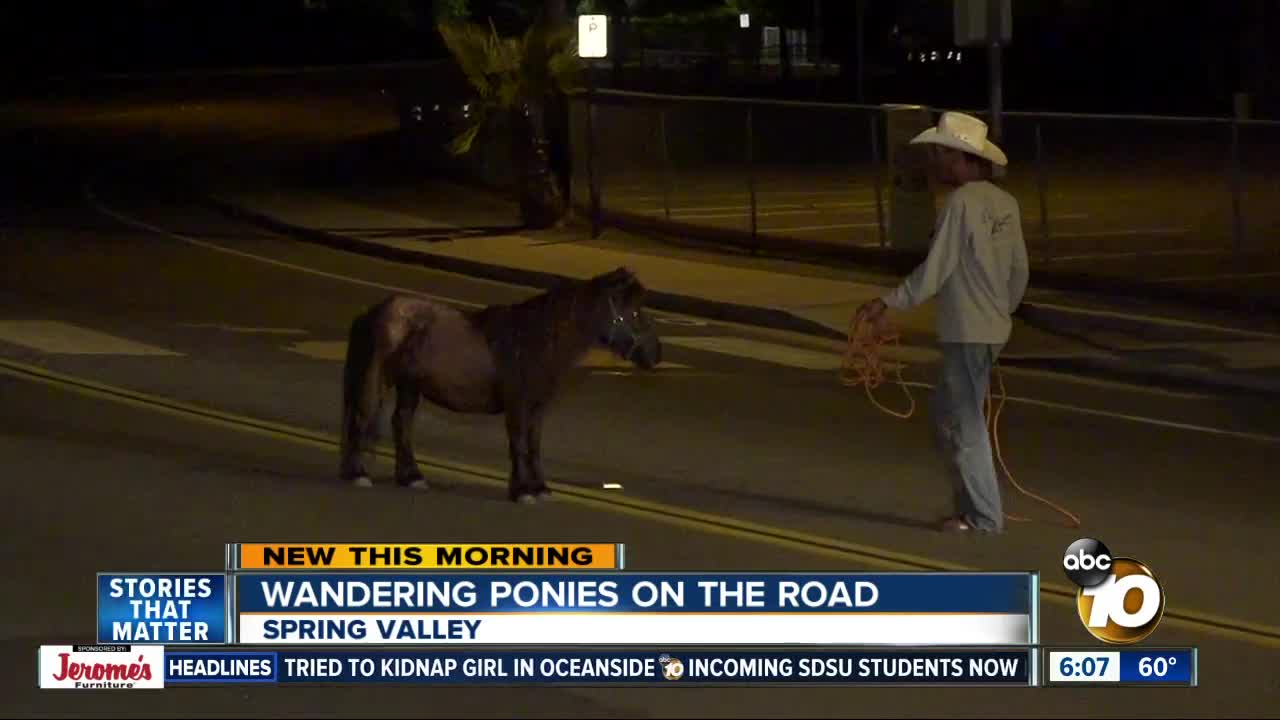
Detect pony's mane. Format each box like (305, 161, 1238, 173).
(471, 268, 640, 377)
(511, 267, 638, 317)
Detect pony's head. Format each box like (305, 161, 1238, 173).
(590, 267, 662, 370)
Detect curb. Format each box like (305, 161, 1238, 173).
(202, 196, 847, 343)
(1015, 301, 1280, 344)
(205, 196, 1280, 398)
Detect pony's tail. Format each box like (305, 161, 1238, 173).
(340, 305, 383, 478)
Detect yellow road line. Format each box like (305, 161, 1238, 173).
(2, 356, 1277, 649)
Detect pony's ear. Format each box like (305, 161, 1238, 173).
(599, 266, 635, 289)
(619, 275, 646, 305)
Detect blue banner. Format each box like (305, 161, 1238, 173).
(1119, 649, 1195, 684)
(164, 648, 1032, 686)
(97, 573, 228, 645)
(234, 572, 1032, 614)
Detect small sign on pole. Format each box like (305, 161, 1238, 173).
(740, 13, 750, 28)
(578, 15, 608, 58)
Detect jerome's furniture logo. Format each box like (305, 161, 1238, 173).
(39, 645, 165, 689)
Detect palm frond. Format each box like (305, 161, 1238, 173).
(437, 19, 506, 101)
(444, 107, 489, 156)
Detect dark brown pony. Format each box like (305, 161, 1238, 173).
(339, 267, 662, 503)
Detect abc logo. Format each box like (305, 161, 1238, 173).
(1062, 538, 1165, 644)
(659, 655, 685, 681)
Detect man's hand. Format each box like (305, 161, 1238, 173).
(855, 295, 885, 324)
(854, 298, 891, 334)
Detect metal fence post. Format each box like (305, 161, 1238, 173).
(870, 112, 887, 249)
(659, 107, 671, 221)
(1230, 119, 1245, 254)
(747, 104, 758, 253)
(1035, 122, 1051, 262)
(586, 74, 601, 239)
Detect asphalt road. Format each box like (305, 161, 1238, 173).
(4, 87, 1280, 717)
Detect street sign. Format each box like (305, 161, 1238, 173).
(954, 0, 1011, 46)
(578, 14, 608, 58)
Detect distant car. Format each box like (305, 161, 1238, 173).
(384, 81, 478, 163)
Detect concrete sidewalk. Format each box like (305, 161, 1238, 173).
(206, 188, 1280, 397)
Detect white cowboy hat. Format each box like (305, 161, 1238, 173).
(909, 111, 1008, 167)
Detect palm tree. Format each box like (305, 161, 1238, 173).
(436, 16, 582, 229)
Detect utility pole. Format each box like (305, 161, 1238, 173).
(545, 0, 565, 25)
(814, 0, 823, 99)
(986, 0, 1003, 142)
(855, 0, 865, 103)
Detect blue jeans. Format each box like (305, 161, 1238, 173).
(932, 343, 1004, 532)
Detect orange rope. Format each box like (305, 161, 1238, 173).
(842, 313, 1081, 529)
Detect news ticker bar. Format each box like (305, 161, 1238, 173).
(38, 645, 1199, 688)
(227, 543, 625, 570)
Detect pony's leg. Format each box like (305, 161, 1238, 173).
(505, 403, 536, 503)
(392, 380, 427, 490)
(527, 403, 552, 499)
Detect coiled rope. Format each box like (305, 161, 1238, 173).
(841, 312, 1082, 529)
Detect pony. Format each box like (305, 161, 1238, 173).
(338, 266, 662, 503)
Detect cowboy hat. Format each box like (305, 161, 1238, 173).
(909, 111, 1008, 167)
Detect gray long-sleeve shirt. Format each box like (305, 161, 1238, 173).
(881, 180, 1030, 345)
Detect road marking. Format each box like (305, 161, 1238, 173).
(85, 189, 1279, 439)
(578, 348, 690, 369)
(84, 184, 486, 310)
(180, 323, 308, 335)
(905, 377, 1280, 444)
(1049, 247, 1223, 262)
(613, 189, 876, 203)
(667, 336, 1279, 439)
(639, 201, 878, 215)
(1024, 301, 1280, 340)
(1046, 228, 1191, 244)
(1155, 270, 1280, 283)
(2, 356, 1276, 649)
(767, 222, 883, 232)
(663, 336, 847, 370)
(0, 321, 181, 356)
(664, 209, 832, 220)
(285, 340, 348, 361)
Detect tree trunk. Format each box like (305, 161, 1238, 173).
(511, 101, 565, 229)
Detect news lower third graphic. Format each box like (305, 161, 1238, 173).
(1045, 648, 1197, 686)
(96, 573, 228, 645)
(35, 542, 1202, 689)
(158, 648, 1036, 686)
(1061, 538, 1167, 645)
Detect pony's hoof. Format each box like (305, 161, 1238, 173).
(350, 476, 373, 488)
(403, 478, 430, 491)
(535, 488, 553, 501)
(514, 493, 538, 505)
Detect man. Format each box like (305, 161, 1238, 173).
(856, 111, 1029, 534)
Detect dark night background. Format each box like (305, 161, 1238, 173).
(1, 0, 1276, 117)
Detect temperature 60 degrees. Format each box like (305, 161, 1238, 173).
(1139, 655, 1177, 677)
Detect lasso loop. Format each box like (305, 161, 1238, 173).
(841, 312, 1081, 529)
